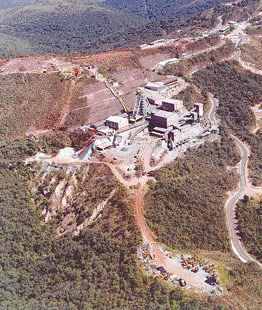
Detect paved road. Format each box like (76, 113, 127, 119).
(224, 136, 253, 263)
(226, 136, 262, 267)
(208, 95, 262, 266)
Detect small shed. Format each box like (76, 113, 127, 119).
(96, 125, 113, 136)
(105, 116, 129, 131)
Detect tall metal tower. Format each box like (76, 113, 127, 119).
(132, 88, 150, 120)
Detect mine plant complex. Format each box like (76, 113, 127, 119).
(74, 78, 218, 164)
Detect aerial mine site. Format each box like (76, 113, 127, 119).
(0, 0, 262, 309)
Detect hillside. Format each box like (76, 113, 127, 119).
(0, 0, 262, 308)
(0, 72, 91, 142)
(106, 0, 231, 20)
(193, 61, 262, 185)
(0, 0, 231, 57)
(145, 133, 239, 252)
(236, 196, 262, 262)
(0, 137, 233, 309)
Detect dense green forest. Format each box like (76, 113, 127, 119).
(0, 0, 259, 57)
(106, 0, 231, 20)
(0, 0, 230, 56)
(173, 84, 206, 111)
(193, 61, 262, 185)
(145, 131, 239, 252)
(1, 137, 231, 309)
(236, 196, 262, 262)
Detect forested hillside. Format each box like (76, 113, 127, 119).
(106, 0, 231, 20)
(236, 196, 262, 262)
(0, 0, 230, 56)
(0, 137, 231, 309)
(193, 61, 262, 185)
(145, 132, 239, 252)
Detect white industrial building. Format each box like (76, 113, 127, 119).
(96, 125, 114, 136)
(105, 116, 129, 131)
(218, 26, 230, 35)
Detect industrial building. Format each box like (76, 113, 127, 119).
(168, 125, 200, 146)
(162, 99, 183, 112)
(96, 125, 114, 136)
(105, 116, 129, 131)
(74, 81, 212, 162)
(218, 26, 230, 35)
(150, 110, 179, 129)
(145, 82, 167, 92)
(193, 103, 204, 119)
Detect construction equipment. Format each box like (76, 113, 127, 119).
(131, 88, 150, 122)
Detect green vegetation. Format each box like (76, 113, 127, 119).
(0, 72, 93, 143)
(193, 60, 262, 185)
(106, 0, 230, 20)
(236, 196, 262, 262)
(218, 264, 229, 286)
(145, 132, 239, 252)
(0, 0, 231, 57)
(1, 138, 232, 309)
(226, 261, 262, 310)
(0, 139, 145, 308)
(173, 84, 207, 111)
(199, 250, 262, 310)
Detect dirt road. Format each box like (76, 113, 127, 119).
(134, 184, 217, 289)
(134, 184, 154, 244)
(238, 58, 262, 75)
(208, 94, 219, 126)
(54, 82, 76, 130)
